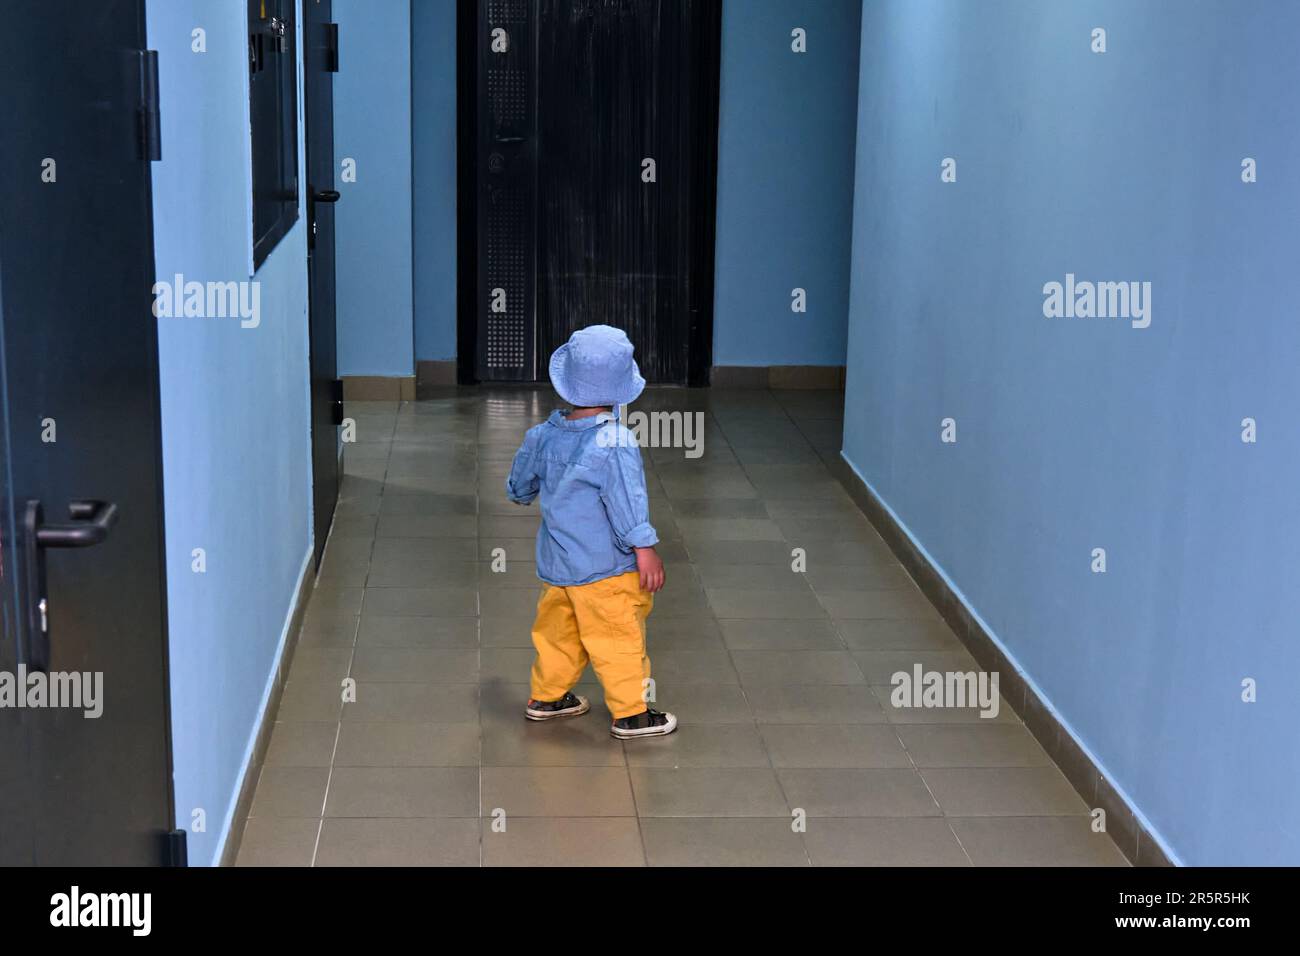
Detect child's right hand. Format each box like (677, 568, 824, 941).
(635, 547, 665, 594)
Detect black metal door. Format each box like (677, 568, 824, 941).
(0, 0, 174, 865)
(306, 0, 341, 568)
(474, 0, 720, 386)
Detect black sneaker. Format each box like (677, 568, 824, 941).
(610, 708, 678, 739)
(525, 692, 590, 721)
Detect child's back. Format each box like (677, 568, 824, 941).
(507, 411, 655, 587)
(505, 324, 676, 739)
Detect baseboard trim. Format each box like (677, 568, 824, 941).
(214, 546, 316, 867)
(342, 375, 416, 401)
(829, 451, 1176, 868)
(710, 365, 846, 389)
(416, 360, 457, 397)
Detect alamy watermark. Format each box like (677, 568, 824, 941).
(1042, 273, 1151, 329)
(598, 409, 705, 459)
(0, 665, 103, 718)
(890, 664, 1000, 719)
(50, 886, 150, 936)
(152, 273, 260, 329)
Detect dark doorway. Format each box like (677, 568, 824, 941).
(460, 0, 720, 386)
(0, 0, 175, 865)
(305, 0, 342, 569)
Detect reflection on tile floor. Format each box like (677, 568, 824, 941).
(236, 386, 1127, 867)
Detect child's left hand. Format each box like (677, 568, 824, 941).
(634, 547, 665, 594)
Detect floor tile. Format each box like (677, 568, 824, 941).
(480, 712, 625, 767)
(803, 818, 969, 866)
(362, 587, 478, 617)
(870, 685, 1019, 725)
(749, 684, 886, 724)
(623, 723, 770, 768)
(355, 616, 478, 648)
(481, 817, 645, 867)
(948, 816, 1129, 866)
(851, 649, 982, 687)
(343, 682, 478, 722)
(365, 558, 477, 588)
(759, 724, 911, 769)
(719, 619, 844, 651)
(835, 618, 962, 651)
(630, 768, 789, 817)
(350, 647, 478, 683)
(731, 650, 864, 685)
(803, 564, 913, 591)
(376, 514, 477, 538)
(249, 767, 330, 818)
(333, 721, 480, 766)
(235, 817, 320, 867)
(640, 818, 807, 866)
(287, 647, 353, 684)
(818, 588, 940, 621)
(316, 818, 480, 866)
(481, 767, 636, 817)
(264, 721, 338, 768)
(649, 650, 739, 685)
(309, 587, 364, 613)
(777, 768, 941, 817)
(921, 767, 1090, 816)
(651, 683, 752, 724)
(693, 563, 816, 591)
(324, 767, 479, 817)
(897, 725, 1052, 768)
(299, 609, 360, 648)
(705, 588, 828, 620)
(277, 681, 345, 722)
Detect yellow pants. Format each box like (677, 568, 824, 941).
(530, 570, 653, 720)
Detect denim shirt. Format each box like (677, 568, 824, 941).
(506, 410, 658, 587)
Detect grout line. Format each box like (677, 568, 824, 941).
(312, 406, 387, 867)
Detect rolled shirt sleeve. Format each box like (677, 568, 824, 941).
(599, 441, 658, 551)
(506, 432, 540, 504)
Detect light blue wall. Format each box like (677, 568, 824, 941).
(334, 0, 415, 376)
(147, 1, 314, 866)
(411, 0, 459, 362)
(712, 0, 861, 367)
(843, 0, 1300, 865)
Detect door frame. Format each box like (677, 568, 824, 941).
(304, 0, 341, 570)
(454, 0, 721, 387)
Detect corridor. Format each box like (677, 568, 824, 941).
(236, 387, 1127, 867)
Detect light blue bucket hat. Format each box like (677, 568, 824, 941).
(548, 325, 645, 408)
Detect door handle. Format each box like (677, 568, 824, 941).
(21, 499, 119, 671)
(312, 189, 340, 203)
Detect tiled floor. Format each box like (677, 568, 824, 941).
(236, 386, 1127, 867)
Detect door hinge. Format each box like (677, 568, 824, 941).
(326, 22, 339, 72)
(138, 50, 161, 161)
(164, 829, 188, 867)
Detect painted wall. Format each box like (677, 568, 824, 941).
(334, 0, 415, 376)
(711, 0, 861, 367)
(842, 0, 1300, 865)
(411, 0, 459, 362)
(147, 1, 314, 866)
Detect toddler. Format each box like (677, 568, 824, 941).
(505, 325, 677, 738)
